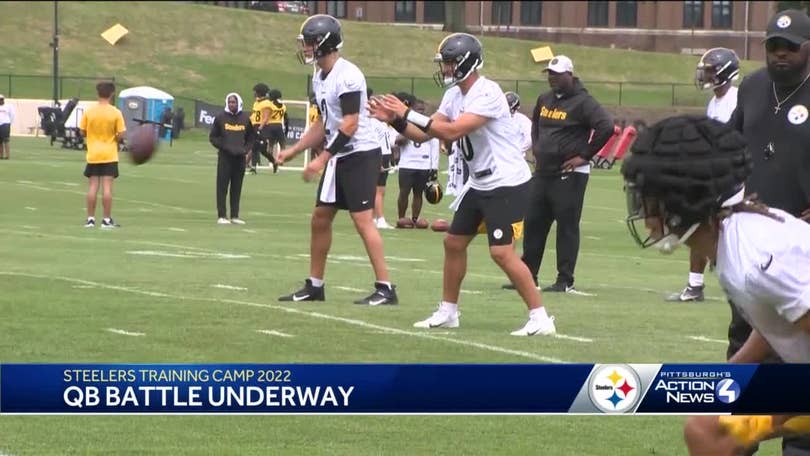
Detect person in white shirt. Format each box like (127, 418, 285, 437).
(369, 33, 556, 336)
(505, 91, 533, 160)
(667, 47, 741, 303)
(395, 99, 440, 228)
(276, 14, 397, 306)
(621, 115, 810, 455)
(0, 94, 14, 160)
(367, 88, 395, 230)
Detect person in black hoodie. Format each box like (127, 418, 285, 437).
(209, 92, 255, 225)
(505, 55, 613, 293)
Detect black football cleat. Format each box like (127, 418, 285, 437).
(354, 282, 398, 306)
(279, 279, 325, 302)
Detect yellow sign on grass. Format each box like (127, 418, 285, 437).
(101, 24, 129, 46)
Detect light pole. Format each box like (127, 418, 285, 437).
(50, 1, 59, 105)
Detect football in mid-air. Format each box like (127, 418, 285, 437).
(127, 124, 158, 165)
(431, 219, 450, 232)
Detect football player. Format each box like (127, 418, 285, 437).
(276, 14, 397, 306)
(368, 33, 556, 336)
(395, 99, 440, 229)
(619, 115, 810, 455)
(667, 47, 741, 303)
(505, 91, 533, 163)
(264, 89, 288, 171)
(249, 83, 279, 173)
(367, 88, 395, 230)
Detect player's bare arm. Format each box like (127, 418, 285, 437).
(277, 117, 325, 164)
(368, 94, 483, 143)
(728, 329, 774, 363)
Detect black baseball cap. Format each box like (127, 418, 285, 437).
(764, 9, 810, 45)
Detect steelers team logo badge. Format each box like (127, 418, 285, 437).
(788, 105, 808, 125)
(777, 15, 792, 29)
(588, 364, 642, 414)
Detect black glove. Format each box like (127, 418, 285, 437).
(428, 169, 438, 182)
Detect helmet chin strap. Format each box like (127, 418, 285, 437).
(654, 222, 701, 255)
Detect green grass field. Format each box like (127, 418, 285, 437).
(0, 1, 763, 109)
(0, 136, 784, 455)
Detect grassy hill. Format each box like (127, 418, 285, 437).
(0, 1, 762, 109)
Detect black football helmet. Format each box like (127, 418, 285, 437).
(695, 48, 740, 90)
(297, 14, 343, 65)
(425, 181, 443, 204)
(433, 33, 484, 88)
(505, 91, 520, 114)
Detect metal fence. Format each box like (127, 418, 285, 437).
(0, 74, 116, 100)
(360, 76, 711, 108)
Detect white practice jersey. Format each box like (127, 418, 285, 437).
(312, 57, 378, 156)
(437, 76, 531, 191)
(513, 111, 533, 155)
(716, 209, 810, 362)
(707, 86, 738, 123)
(398, 137, 440, 170)
(370, 118, 393, 156)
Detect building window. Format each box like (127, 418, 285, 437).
(491, 1, 513, 25)
(307, 1, 317, 14)
(394, 1, 416, 22)
(588, 1, 609, 27)
(683, 1, 704, 28)
(326, 1, 345, 18)
(423, 1, 445, 23)
(711, 1, 732, 29)
(520, 1, 542, 25)
(615, 1, 637, 27)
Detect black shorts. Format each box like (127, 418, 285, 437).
(264, 124, 286, 146)
(377, 154, 392, 187)
(449, 180, 531, 246)
(316, 148, 381, 212)
(0, 124, 9, 142)
(398, 168, 430, 195)
(84, 162, 119, 178)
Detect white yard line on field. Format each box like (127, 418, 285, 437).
(106, 328, 146, 337)
(688, 335, 727, 345)
(0, 271, 569, 363)
(256, 329, 294, 338)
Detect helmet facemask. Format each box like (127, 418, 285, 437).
(296, 32, 343, 65)
(695, 50, 740, 90)
(433, 51, 482, 88)
(625, 185, 700, 255)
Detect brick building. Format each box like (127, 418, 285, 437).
(307, 1, 780, 60)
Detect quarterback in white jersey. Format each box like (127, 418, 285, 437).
(621, 115, 810, 455)
(277, 14, 397, 306)
(368, 32, 555, 337)
(668, 47, 742, 304)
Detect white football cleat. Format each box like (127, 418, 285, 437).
(413, 306, 460, 329)
(376, 219, 394, 230)
(510, 316, 556, 336)
(217, 218, 231, 225)
(230, 218, 246, 225)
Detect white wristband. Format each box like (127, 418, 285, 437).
(405, 109, 432, 129)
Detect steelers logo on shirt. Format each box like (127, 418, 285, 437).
(777, 15, 792, 29)
(788, 104, 808, 125)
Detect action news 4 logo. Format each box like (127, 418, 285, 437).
(653, 371, 740, 404)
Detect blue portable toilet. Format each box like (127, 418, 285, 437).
(118, 86, 174, 141)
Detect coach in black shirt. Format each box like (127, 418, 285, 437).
(504, 56, 613, 293)
(727, 9, 810, 456)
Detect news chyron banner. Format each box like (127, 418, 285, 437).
(1, 364, 808, 414)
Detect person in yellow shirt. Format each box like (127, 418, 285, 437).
(265, 89, 288, 164)
(307, 93, 323, 159)
(249, 83, 278, 173)
(79, 81, 126, 229)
